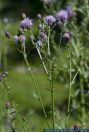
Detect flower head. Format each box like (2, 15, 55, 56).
(65, 6, 76, 17)
(37, 14, 42, 19)
(6, 102, 11, 109)
(63, 32, 72, 40)
(14, 35, 26, 43)
(5, 32, 11, 39)
(20, 35, 26, 42)
(44, 15, 56, 25)
(38, 31, 47, 41)
(14, 35, 19, 42)
(22, 13, 26, 19)
(38, 24, 43, 30)
(20, 18, 33, 29)
(55, 10, 68, 22)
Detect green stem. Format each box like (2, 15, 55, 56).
(30, 30, 48, 75)
(47, 26, 51, 56)
(71, 71, 78, 85)
(22, 43, 50, 128)
(59, 32, 62, 47)
(3, 46, 8, 70)
(51, 79, 55, 129)
(0, 51, 2, 72)
(37, 48, 48, 74)
(65, 49, 72, 127)
(80, 74, 86, 126)
(1, 81, 27, 132)
(68, 56, 72, 114)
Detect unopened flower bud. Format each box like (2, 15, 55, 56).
(5, 32, 11, 39)
(38, 24, 43, 30)
(6, 102, 11, 109)
(63, 32, 72, 41)
(38, 31, 47, 41)
(22, 13, 26, 19)
(37, 14, 42, 19)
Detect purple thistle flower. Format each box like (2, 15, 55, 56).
(14, 35, 19, 42)
(63, 32, 72, 40)
(65, 6, 76, 17)
(14, 35, 26, 43)
(38, 32, 47, 41)
(20, 35, 26, 42)
(20, 18, 33, 29)
(44, 15, 56, 25)
(55, 10, 68, 23)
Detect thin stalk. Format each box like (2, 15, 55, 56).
(36, 48, 48, 74)
(29, 30, 48, 75)
(68, 56, 72, 115)
(59, 32, 62, 47)
(47, 26, 51, 56)
(22, 43, 50, 128)
(49, 58, 55, 129)
(0, 51, 2, 72)
(3, 46, 8, 70)
(50, 23, 56, 32)
(65, 49, 72, 127)
(51, 79, 55, 129)
(1, 81, 27, 132)
(80, 74, 86, 126)
(71, 71, 78, 85)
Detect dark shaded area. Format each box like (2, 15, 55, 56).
(0, 0, 44, 19)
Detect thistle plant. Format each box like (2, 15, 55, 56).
(4, 3, 89, 131)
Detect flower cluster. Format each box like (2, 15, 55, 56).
(5, 6, 75, 46)
(44, 6, 75, 24)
